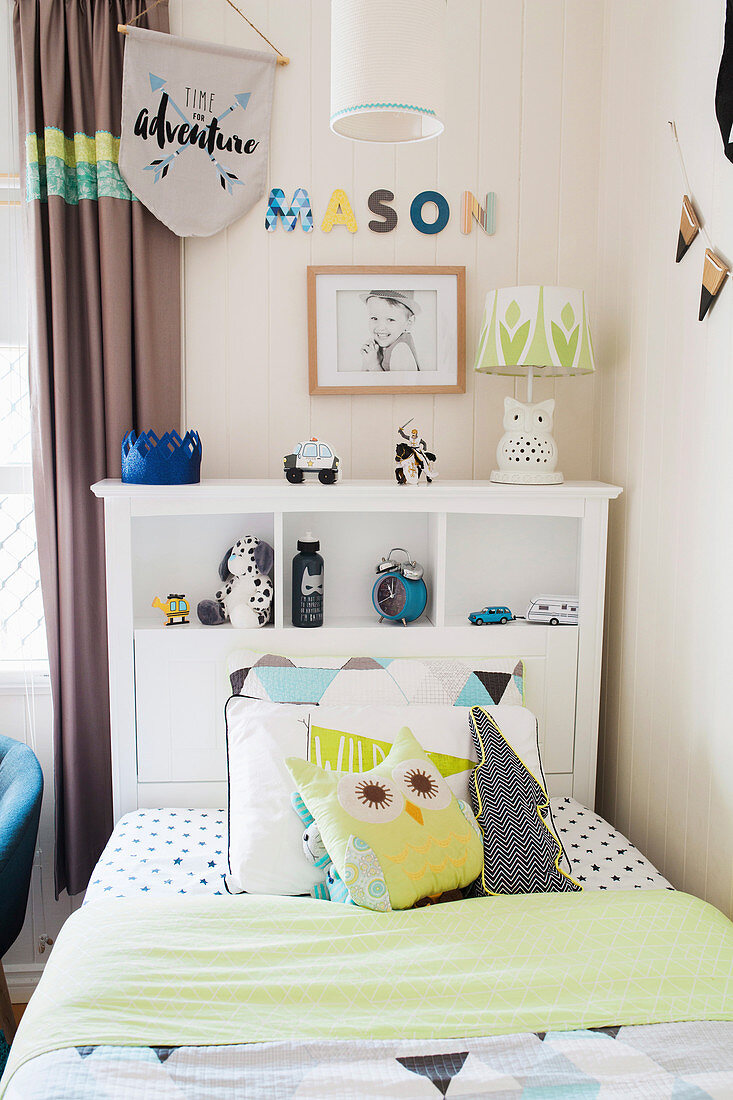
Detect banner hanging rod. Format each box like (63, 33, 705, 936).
(117, 0, 289, 66)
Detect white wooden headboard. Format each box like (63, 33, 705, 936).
(92, 479, 621, 818)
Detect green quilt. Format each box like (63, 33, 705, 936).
(2, 890, 732, 1096)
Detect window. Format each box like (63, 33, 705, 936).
(0, 28, 47, 669)
(303, 444, 317, 458)
(318, 444, 332, 458)
(0, 356, 46, 668)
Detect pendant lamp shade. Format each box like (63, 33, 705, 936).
(330, 0, 446, 143)
(474, 286, 595, 377)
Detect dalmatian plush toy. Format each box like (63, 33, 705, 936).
(197, 536, 274, 628)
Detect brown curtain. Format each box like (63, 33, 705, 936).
(13, 0, 181, 895)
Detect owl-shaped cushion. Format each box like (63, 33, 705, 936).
(287, 727, 483, 911)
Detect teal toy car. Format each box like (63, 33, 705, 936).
(468, 605, 514, 625)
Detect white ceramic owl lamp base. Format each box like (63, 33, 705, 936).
(491, 394, 564, 484)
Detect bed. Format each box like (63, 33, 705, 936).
(2, 644, 732, 1098)
(2, 797, 732, 1098)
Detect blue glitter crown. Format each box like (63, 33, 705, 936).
(121, 430, 202, 485)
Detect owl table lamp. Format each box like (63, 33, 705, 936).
(474, 286, 595, 484)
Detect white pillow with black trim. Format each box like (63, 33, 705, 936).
(225, 696, 546, 896)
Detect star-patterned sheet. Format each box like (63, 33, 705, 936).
(82, 798, 671, 906)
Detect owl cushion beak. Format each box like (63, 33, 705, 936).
(405, 801, 424, 825)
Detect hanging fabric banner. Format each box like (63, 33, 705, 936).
(119, 27, 275, 237)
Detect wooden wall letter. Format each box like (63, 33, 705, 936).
(320, 188, 358, 233)
(409, 190, 450, 235)
(264, 187, 314, 231)
(368, 189, 398, 233)
(460, 191, 496, 235)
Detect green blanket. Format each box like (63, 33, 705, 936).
(2, 890, 732, 1095)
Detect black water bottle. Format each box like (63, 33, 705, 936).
(292, 532, 323, 627)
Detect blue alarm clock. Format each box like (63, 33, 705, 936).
(372, 548, 428, 625)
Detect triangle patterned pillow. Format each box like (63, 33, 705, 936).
(227, 650, 524, 708)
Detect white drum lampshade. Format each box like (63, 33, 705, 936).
(474, 286, 596, 485)
(330, 0, 446, 143)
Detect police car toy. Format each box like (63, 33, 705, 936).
(283, 438, 340, 484)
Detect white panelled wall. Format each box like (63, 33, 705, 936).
(594, 0, 733, 920)
(7, 0, 733, 1002)
(173, 0, 602, 483)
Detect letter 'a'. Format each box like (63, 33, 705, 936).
(320, 189, 358, 233)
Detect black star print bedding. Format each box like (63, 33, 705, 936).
(81, 799, 671, 906)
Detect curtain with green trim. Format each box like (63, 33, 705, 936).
(13, 0, 181, 896)
(25, 128, 134, 204)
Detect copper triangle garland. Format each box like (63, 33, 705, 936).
(670, 122, 731, 319)
(699, 248, 730, 320)
(676, 195, 700, 262)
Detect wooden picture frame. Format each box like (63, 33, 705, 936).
(307, 266, 466, 395)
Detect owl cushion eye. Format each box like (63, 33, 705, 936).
(336, 772, 404, 823)
(392, 758, 452, 810)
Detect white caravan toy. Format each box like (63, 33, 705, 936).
(526, 595, 579, 625)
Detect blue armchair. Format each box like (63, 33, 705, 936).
(0, 735, 43, 1043)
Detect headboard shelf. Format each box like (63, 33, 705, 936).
(92, 478, 619, 516)
(93, 478, 621, 821)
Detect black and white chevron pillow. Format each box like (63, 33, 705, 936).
(468, 706, 582, 895)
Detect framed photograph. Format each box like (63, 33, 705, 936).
(307, 266, 466, 395)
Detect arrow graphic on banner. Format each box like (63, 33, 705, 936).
(143, 75, 251, 192)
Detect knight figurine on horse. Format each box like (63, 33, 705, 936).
(394, 419, 438, 485)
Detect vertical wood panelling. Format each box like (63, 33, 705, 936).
(472, 0, 524, 478)
(515, 0, 565, 421)
(308, 0, 354, 476)
(554, 0, 602, 480)
(704, 7, 733, 917)
(434, 0, 480, 478)
(518, 0, 564, 287)
(267, 0, 314, 476)
(595, 0, 733, 920)
(349, 147, 396, 478)
(180, 3, 228, 472)
(180, 0, 603, 484)
(223, 0, 273, 476)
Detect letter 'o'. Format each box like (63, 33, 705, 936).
(409, 190, 450, 234)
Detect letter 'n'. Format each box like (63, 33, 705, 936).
(460, 191, 496, 235)
(265, 187, 314, 232)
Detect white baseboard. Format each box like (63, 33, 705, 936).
(5, 962, 46, 1003)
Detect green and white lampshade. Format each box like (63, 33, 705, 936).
(474, 286, 595, 378)
(330, 0, 446, 143)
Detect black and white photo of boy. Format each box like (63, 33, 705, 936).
(359, 289, 420, 371)
(334, 288, 438, 373)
